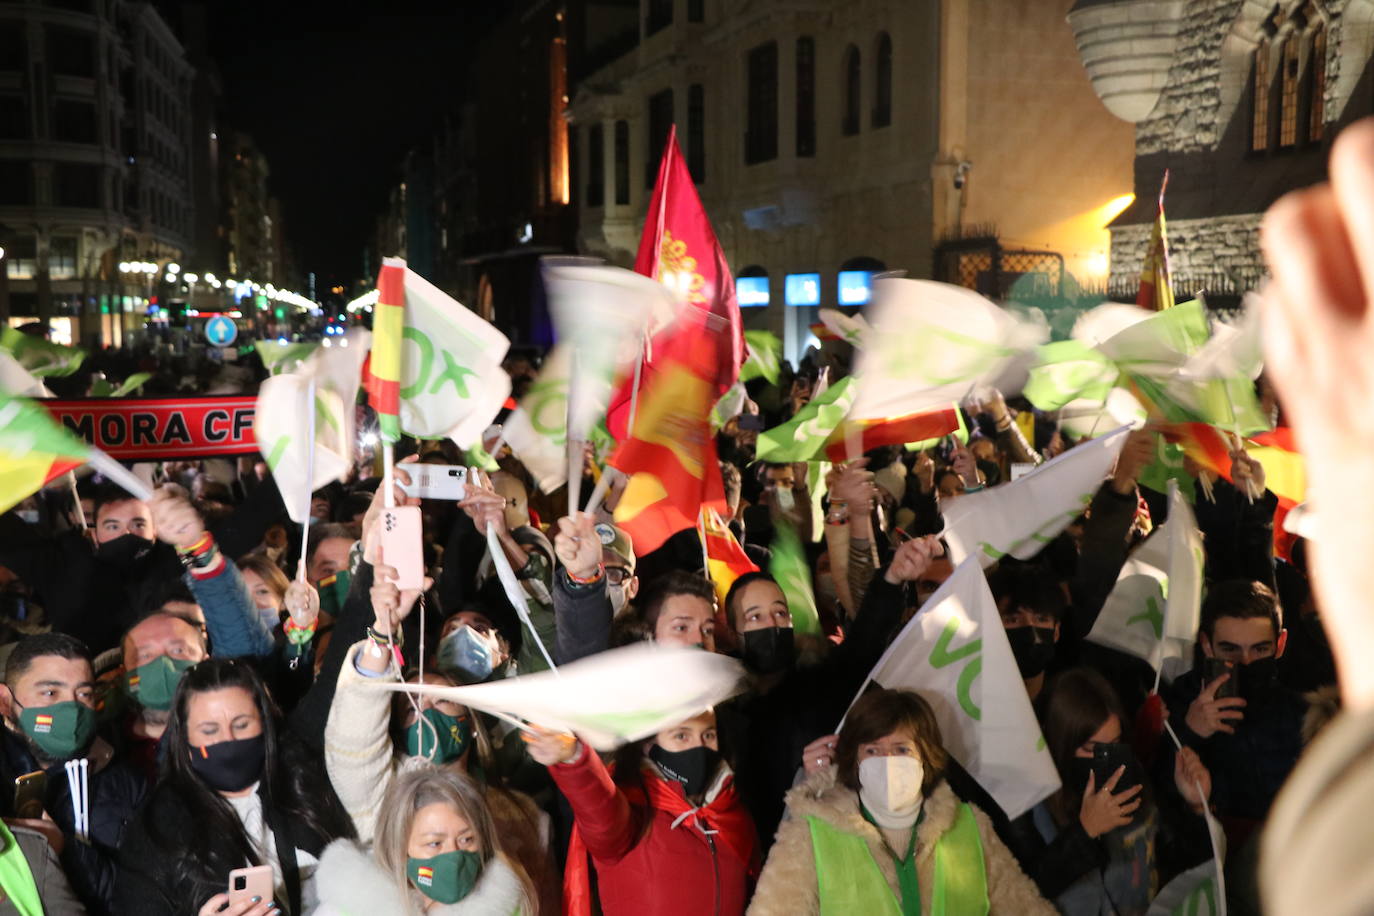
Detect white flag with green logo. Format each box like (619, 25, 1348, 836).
(850, 279, 1046, 420)
(754, 376, 857, 463)
(504, 345, 577, 494)
(1148, 861, 1224, 916)
(256, 328, 371, 524)
(395, 268, 511, 447)
(844, 556, 1060, 819)
(943, 427, 1131, 569)
(1087, 480, 1204, 680)
(818, 308, 872, 349)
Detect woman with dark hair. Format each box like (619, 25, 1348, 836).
(114, 658, 354, 916)
(749, 687, 1053, 915)
(1005, 668, 1215, 915)
(523, 709, 758, 916)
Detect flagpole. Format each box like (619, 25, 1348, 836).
(625, 336, 645, 436)
(67, 472, 86, 531)
(584, 466, 617, 516)
(567, 352, 584, 515)
(297, 380, 318, 583)
(87, 450, 153, 502)
(697, 509, 711, 580)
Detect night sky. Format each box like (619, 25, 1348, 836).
(191, 1, 504, 292)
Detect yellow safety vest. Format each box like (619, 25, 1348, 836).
(807, 802, 989, 916)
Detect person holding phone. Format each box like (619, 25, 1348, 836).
(750, 688, 1052, 915)
(1004, 669, 1215, 915)
(312, 768, 536, 915)
(114, 659, 353, 916)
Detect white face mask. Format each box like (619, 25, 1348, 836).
(608, 584, 629, 615)
(858, 755, 925, 828)
(775, 487, 795, 512)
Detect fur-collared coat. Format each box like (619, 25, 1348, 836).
(747, 769, 1055, 915)
(310, 840, 526, 915)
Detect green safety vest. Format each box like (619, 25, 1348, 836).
(0, 821, 44, 916)
(808, 802, 989, 916)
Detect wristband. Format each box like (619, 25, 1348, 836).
(566, 565, 604, 586)
(366, 625, 403, 649)
(283, 616, 318, 647)
(176, 532, 214, 556)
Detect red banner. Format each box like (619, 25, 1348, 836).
(41, 396, 259, 461)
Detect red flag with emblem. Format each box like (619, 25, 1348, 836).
(605, 126, 745, 441)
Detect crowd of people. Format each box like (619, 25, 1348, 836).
(2, 118, 1374, 916)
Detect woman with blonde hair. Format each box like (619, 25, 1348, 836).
(312, 767, 535, 915)
(237, 553, 291, 632)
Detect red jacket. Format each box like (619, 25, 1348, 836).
(552, 746, 758, 916)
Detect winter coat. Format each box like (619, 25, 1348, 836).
(0, 729, 143, 916)
(309, 840, 526, 916)
(0, 825, 87, 916)
(552, 569, 614, 665)
(748, 769, 1054, 916)
(551, 746, 758, 916)
(323, 641, 558, 913)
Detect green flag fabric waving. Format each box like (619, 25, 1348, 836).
(0, 328, 86, 378)
(755, 377, 857, 463)
(770, 521, 820, 636)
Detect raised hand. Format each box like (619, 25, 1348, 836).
(361, 454, 422, 564)
(1185, 672, 1246, 738)
(884, 535, 940, 585)
(1111, 428, 1156, 494)
(521, 725, 579, 766)
(149, 486, 206, 549)
(554, 512, 603, 580)
(1079, 766, 1143, 838)
(1174, 747, 1213, 813)
(802, 733, 839, 775)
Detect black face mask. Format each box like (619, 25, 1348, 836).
(649, 744, 722, 798)
(741, 626, 794, 675)
(1238, 656, 1280, 705)
(1005, 625, 1056, 679)
(96, 533, 154, 566)
(188, 733, 266, 793)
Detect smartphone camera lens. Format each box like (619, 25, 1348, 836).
(234, 876, 246, 891)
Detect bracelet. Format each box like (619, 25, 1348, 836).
(176, 532, 214, 557)
(366, 625, 403, 648)
(180, 541, 220, 571)
(566, 565, 604, 586)
(283, 616, 318, 647)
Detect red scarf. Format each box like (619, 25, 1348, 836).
(563, 766, 759, 916)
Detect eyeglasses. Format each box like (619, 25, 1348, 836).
(604, 566, 631, 586)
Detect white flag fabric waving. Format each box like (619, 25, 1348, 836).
(257, 328, 371, 524)
(368, 643, 744, 751)
(1087, 480, 1204, 680)
(0, 351, 52, 399)
(504, 346, 577, 493)
(392, 262, 511, 447)
(850, 279, 1046, 420)
(844, 556, 1060, 819)
(943, 427, 1132, 569)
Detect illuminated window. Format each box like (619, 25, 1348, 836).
(1308, 24, 1326, 141)
(1250, 37, 1270, 151)
(1279, 31, 1300, 147)
(796, 37, 815, 157)
(873, 32, 892, 129)
(842, 45, 861, 136)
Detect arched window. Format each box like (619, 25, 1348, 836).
(873, 32, 892, 128)
(1250, 35, 1270, 152)
(842, 45, 861, 136)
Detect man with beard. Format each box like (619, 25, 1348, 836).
(0, 633, 145, 915)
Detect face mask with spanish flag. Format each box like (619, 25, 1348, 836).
(18, 701, 96, 760)
(407, 850, 482, 905)
(127, 656, 197, 711)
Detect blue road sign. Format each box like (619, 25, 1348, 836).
(204, 315, 238, 347)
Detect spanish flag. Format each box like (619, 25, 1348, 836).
(1160, 422, 1305, 508)
(0, 392, 89, 515)
(610, 335, 728, 555)
(701, 507, 757, 606)
(363, 260, 406, 443)
(1136, 171, 1175, 311)
(824, 404, 963, 463)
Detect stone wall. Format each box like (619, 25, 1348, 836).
(1137, 0, 1246, 155)
(1109, 213, 1263, 292)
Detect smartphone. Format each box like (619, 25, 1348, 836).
(736, 414, 764, 431)
(1203, 658, 1239, 698)
(1091, 742, 1141, 792)
(397, 465, 468, 501)
(381, 506, 425, 591)
(13, 771, 45, 819)
(227, 865, 274, 906)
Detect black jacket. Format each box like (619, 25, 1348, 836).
(0, 728, 145, 916)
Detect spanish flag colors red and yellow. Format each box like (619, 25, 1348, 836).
(0, 392, 89, 515)
(610, 335, 728, 555)
(700, 507, 758, 606)
(824, 404, 963, 463)
(1136, 171, 1175, 312)
(1160, 422, 1305, 508)
(364, 259, 406, 443)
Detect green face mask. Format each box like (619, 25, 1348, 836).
(316, 568, 352, 618)
(405, 709, 472, 764)
(407, 850, 482, 905)
(18, 701, 97, 760)
(127, 656, 196, 711)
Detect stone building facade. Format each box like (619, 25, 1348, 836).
(1071, 0, 1374, 299)
(571, 0, 1134, 361)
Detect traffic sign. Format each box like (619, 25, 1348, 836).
(204, 315, 238, 347)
